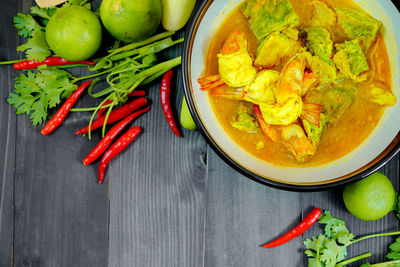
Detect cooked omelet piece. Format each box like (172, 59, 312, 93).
(334, 7, 382, 52)
(241, 0, 299, 40)
(310, 0, 336, 30)
(255, 30, 302, 68)
(243, 70, 280, 105)
(299, 51, 337, 86)
(302, 113, 328, 150)
(304, 27, 334, 65)
(230, 102, 259, 131)
(333, 39, 369, 81)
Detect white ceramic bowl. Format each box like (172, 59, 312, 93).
(182, 0, 400, 191)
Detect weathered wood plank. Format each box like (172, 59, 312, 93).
(12, 1, 109, 266)
(302, 155, 400, 266)
(0, 0, 19, 266)
(204, 148, 304, 267)
(108, 35, 208, 267)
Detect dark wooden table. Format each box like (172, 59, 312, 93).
(0, 1, 399, 266)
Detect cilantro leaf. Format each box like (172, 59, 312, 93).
(13, 13, 42, 38)
(388, 238, 400, 260)
(30, 6, 57, 20)
(7, 69, 77, 126)
(17, 30, 51, 61)
(318, 211, 354, 245)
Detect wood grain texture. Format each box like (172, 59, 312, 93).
(11, 1, 109, 267)
(0, 0, 19, 266)
(108, 33, 208, 267)
(204, 148, 304, 267)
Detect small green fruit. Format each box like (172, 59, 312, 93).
(46, 5, 102, 61)
(343, 172, 395, 221)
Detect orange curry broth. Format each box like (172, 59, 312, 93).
(205, 1, 390, 167)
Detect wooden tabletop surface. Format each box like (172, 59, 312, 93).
(0, 1, 399, 266)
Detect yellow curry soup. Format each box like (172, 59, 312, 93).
(200, 0, 396, 167)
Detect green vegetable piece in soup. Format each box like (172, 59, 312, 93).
(241, 0, 299, 40)
(310, 0, 336, 30)
(255, 30, 302, 68)
(299, 51, 337, 86)
(304, 27, 334, 65)
(231, 103, 259, 132)
(322, 85, 357, 124)
(302, 113, 327, 150)
(335, 7, 382, 52)
(334, 39, 369, 81)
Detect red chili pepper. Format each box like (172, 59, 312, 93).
(98, 126, 142, 184)
(127, 90, 146, 97)
(75, 97, 147, 135)
(41, 81, 92, 135)
(97, 90, 147, 119)
(160, 70, 181, 137)
(83, 106, 150, 165)
(262, 208, 322, 248)
(13, 56, 96, 70)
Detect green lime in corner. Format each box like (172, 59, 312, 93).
(343, 172, 396, 221)
(100, 0, 162, 43)
(46, 5, 102, 61)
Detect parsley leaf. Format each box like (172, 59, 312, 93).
(17, 30, 52, 61)
(13, 13, 42, 38)
(7, 69, 77, 125)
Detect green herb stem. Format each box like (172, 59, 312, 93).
(336, 252, 372, 266)
(70, 104, 114, 112)
(350, 231, 400, 245)
(369, 260, 400, 266)
(139, 56, 181, 86)
(0, 59, 25, 65)
(107, 31, 175, 58)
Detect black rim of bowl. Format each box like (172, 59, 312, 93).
(182, 0, 400, 192)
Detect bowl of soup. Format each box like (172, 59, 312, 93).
(182, 0, 400, 191)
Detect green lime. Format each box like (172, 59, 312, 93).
(100, 0, 162, 43)
(343, 172, 395, 221)
(45, 5, 102, 61)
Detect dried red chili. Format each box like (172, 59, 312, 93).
(14, 56, 96, 70)
(75, 97, 147, 135)
(98, 126, 142, 184)
(83, 106, 150, 165)
(41, 81, 92, 135)
(160, 70, 181, 137)
(262, 208, 322, 248)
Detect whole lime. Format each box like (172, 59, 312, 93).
(343, 172, 395, 221)
(45, 5, 102, 61)
(100, 0, 162, 43)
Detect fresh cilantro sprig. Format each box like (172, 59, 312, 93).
(304, 211, 400, 267)
(13, 13, 42, 38)
(16, 30, 51, 61)
(7, 69, 77, 125)
(13, 8, 52, 61)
